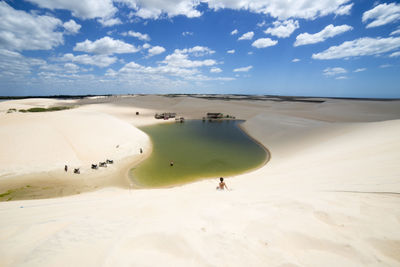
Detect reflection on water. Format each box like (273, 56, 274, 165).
(130, 120, 267, 187)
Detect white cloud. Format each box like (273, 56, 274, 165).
(390, 51, 400, 57)
(59, 53, 117, 67)
(142, 43, 151, 49)
(238, 31, 254, 40)
(162, 48, 216, 68)
(335, 76, 348, 80)
(26, 0, 117, 19)
(312, 37, 400, 60)
(227, 49, 235, 54)
(111, 46, 217, 81)
(292, 58, 300, 62)
(105, 69, 118, 77)
(106, 45, 233, 86)
(252, 38, 278, 48)
(0, 49, 46, 79)
(182, 31, 193, 36)
(206, 0, 353, 20)
(105, 66, 191, 90)
(362, 3, 400, 28)
(391, 28, 400, 36)
(231, 29, 238, 35)
(74, 37, 140, 54)
(25, 0, 353, 22)
(63, 20, 81, 34)
(334, 3, 353, 16)
(175, 46, 215, 57)
(123, 30, 150, 41)
(64, 63, 80, 73)
(107, 30, 116, 36)
(379, 64, 392, 68)
(112, 60, 234, 87)
(98, 17, 122, 27)
(117, 0, 202, 19)
(257, 21, 266, 27)
(233, 65, 253, 72)
(354, 68, 366, 72)
(148, 46, 166, 56)
(27, 0, 122, 27)
(0, 2, 63, 51)
(122, 60, 199, 77)
(264, 19, 299, 38)
(294, 24, 352, 46)
(185, 74, 234, 82)
(210, 67, 222, 73)
(323, 67, 347, 76)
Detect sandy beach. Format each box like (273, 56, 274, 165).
(1, 95, 400, 266)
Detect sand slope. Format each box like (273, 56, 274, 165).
(0, 96, 400, 266)
(0, 104, 149, 177)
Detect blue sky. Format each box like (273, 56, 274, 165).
(0, 0, 399, 97)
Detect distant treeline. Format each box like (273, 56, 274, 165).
(0, 94, 133, 100)
(165, 94, 400, 102)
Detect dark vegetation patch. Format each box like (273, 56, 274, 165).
(18, 106, 72, 113)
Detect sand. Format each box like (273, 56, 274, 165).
(0, 95, 400, 266)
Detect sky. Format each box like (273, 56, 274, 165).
(0, 0, 399, 98)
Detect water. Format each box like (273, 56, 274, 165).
(130, 120, 268, 187)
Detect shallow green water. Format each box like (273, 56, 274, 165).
(130, 120, 267, 187)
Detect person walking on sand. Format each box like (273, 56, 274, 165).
(217, 177, 229, 190)
(64, 165, 68, 172)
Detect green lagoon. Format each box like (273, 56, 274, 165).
(130, 120, 268, 187)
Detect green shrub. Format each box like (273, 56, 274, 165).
(19, 106, 72, 113)
(47, 106, 71, 111)
(0, 189, 13, 198)
(27, 107, 47, 112)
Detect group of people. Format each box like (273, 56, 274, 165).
(66, 156, 229, 190)
(64, 165, 80, 174)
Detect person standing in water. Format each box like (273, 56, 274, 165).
(217, 177, 229, 190)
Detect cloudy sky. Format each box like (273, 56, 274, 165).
(1, 0, 399, 97)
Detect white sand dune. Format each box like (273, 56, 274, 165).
(0, 100, 150, 177)
(0, 96, 400, 266)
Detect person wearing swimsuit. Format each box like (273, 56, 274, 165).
(217, 177, 229, 190)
